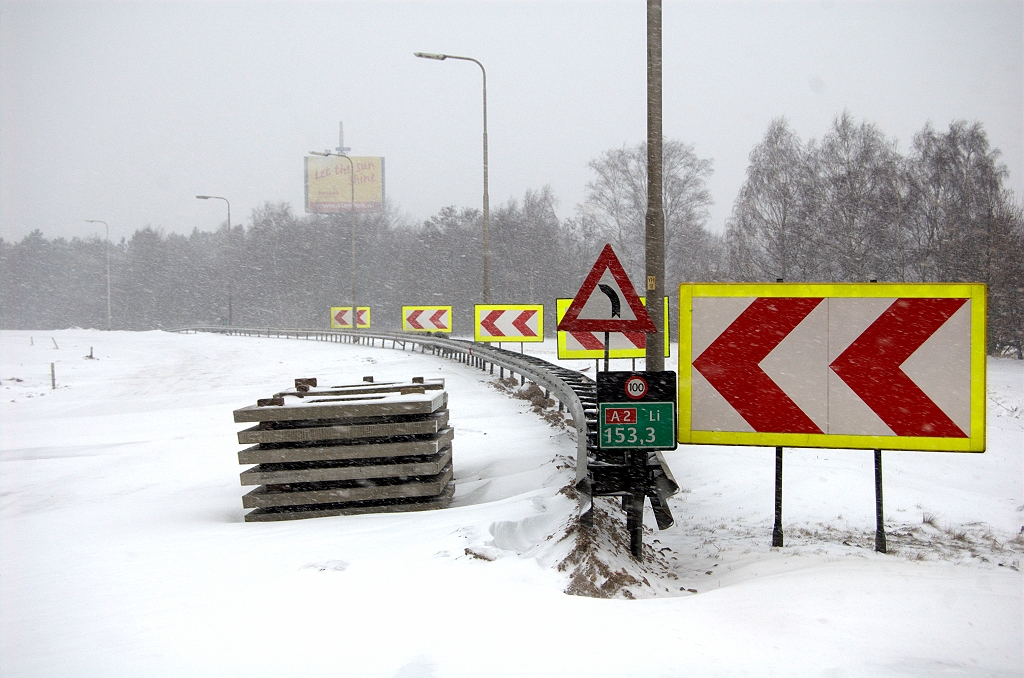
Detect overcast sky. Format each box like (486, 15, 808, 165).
(2, 0, 1021, 244)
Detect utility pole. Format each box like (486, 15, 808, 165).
(644, 0, 665, 371)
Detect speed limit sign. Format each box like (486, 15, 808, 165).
(624, 375, 648, 400)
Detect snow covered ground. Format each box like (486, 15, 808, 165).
(1, 329, 1021, 677)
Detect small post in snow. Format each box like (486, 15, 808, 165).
(50, 363, 56, 390)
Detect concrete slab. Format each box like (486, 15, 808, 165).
(239, 445, 453, 485)
(242, 481, 455, 521)
(276, 378, 445, 399)
(237, 423, 453, 464)
(236, 406, 450, 445)
(233, 390, 446, 423)
(241, 462, 453, 508)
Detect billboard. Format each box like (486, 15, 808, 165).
(305, 155, 385, 213)
(678, 283, 986, 452)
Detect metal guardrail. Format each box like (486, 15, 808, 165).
(171, 326, 679, 549)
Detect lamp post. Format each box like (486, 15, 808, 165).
(309, 150, 357, 316)
(644, 0, 665, 372)
(195, 195, 232, 326)
(84, 220, 112, 331)
(414, 51, 490, 303)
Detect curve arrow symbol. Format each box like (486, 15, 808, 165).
(598, 284, 621, 318)
(429, 310, 447, 329)
(830, 298, 968, 437)
(334, 309, 349, 325)
(693, 297, 825, 433)
(512, 310, 537, 337)
(406, 310, 424, 330)
(481, 311, 504, 336)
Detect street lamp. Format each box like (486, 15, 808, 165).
(84, 220, 112, 331)
(414, 51, 490, 303)
(309, 150, 357, 316)
(195, 195, 232, 326)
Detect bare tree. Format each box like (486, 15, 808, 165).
(577, 139, 714, 287)
(727, 118, 816, 281)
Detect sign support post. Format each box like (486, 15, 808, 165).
(874, 449, 887, 553)
(603, 331, 610, 372)
(772, 447, 784, 547)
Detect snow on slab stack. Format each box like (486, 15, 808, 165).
(233, 376, 454, 521)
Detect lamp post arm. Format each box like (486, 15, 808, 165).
(432, 54, 489, 303)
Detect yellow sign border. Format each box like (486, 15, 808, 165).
(473, 304, 545, 343)
(556, 297, 670, 359)
(330, 306, 371, 329)
(677, 283, 986, 452)
(356, 306, 370, 329)
(330, 306, 353, 329)
(401, 305, 453, 333)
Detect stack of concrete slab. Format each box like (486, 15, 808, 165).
(233, 376, 454, 522)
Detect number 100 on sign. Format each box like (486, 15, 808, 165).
(600, 402, 676, 449)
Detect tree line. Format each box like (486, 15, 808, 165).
(2, 113, 1021, 357)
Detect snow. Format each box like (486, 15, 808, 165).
(2, 329, 1021, 677)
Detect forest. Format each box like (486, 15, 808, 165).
(3, 114, 1022, 357)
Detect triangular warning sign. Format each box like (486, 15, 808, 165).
(558, 244, 656, 333)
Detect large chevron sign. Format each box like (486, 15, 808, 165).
(402, 305, 452, 333)
(678, 283, 986, 452)
(556, 297, 670, 360)
(474, 304, 544, 342)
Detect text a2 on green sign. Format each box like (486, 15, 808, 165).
(599, 402, 675, 449)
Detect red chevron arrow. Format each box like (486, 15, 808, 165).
(406, 310, 424, 329)
(512, 310, 537, 337)
(334, 309, 349, 325)
(481, 310, 503, 336)
(429, 310, 447, 329)
(693, 297, 825, 433)
(356, 309, 367, 326)
(830, 298, 968, 437)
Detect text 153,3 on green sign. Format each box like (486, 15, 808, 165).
(600, 402, 676, 449)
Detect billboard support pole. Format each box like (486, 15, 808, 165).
(349, 158, 356, 315)
(874, 449, 887, 553)
(772, 447, 784, 547)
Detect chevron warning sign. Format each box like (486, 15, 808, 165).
(330, 306, 371, 329)
(402, 305, 452, 333)
(474, 304, 544, 342)
(556, 298, 670, 359)
(678, 283, 986, 452)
